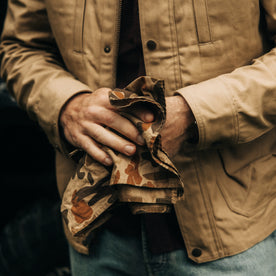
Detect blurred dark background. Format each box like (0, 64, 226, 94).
(0, 0, 7, 32)
(0, 1, 70, 275)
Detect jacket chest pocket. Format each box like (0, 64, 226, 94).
(192, 0, 212, 43)
(73, 0, 86, 53)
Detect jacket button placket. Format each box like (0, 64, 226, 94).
(104, 46, 111, 53)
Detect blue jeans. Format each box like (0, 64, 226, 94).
(69, 219, 276, 276)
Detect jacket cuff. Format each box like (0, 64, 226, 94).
(176, 76, 238, 149)
(34, 76, 92, 154)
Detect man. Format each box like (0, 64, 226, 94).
(1, 0, 276, 275)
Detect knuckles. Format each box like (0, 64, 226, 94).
(102, 112, 115, 126)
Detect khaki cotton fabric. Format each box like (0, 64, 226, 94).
(61, 77, 184, 237)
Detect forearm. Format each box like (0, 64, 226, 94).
(0, 0, 92, 152)
(177, 48, 276, 149)
(175, 0, 276, 149)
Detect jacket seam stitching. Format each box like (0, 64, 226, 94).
(192, 0, 212, 44)
(204, 0, 213, 42)
(73, 0, 86, 53)
(220, 79, 240, 144)
(194, 155, 225, 256)
(169, 0, 183, 89)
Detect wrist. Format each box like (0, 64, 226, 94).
(175, 95, 199, 144)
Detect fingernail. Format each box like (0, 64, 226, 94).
(125, 145, 136, 155)
(137, 134, 145, 145)
(104, 157, 113, 166)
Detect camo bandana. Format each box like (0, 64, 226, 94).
(61, 76, 184, 237)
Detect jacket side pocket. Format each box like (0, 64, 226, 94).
(217, 130, 276, 217)
(73, 0, 86, 53)
(192, 0, 212, 43)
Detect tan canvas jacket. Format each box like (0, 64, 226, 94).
(1, 0, 276, 263)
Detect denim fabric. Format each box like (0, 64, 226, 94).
(69, 218, 276, 276)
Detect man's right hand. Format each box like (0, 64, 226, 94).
(59, 88, 154, 166)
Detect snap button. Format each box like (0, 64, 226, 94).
(192, 248, 202, 257)
(146, 40, 157, 51)
(104, 46, 111, 53)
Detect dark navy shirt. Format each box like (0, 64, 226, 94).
(107, 0, 185, 254)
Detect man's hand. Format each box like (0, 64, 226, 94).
(161, 95, 195, 157)
(59, 88, 154, 166)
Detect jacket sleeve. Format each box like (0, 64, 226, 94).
(177, 0, 276, 149)
(0, 0, 92, 152)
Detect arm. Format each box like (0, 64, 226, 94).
(160, 96, 196, 157)
(0, 0, 154, 163)
(0, 0, 92, 152)
(175, 0, 276, 149)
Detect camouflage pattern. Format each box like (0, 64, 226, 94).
(61, 76, 184, 237)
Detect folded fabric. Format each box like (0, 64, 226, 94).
(61, 76, 184, 237)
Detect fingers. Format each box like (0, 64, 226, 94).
(79, 123, 138, 166)
(77, 134, 113, 166)
(131, 103, 155, 123)
(62, 123, 115, 166)
(60, 88, 156, 166)
(89, 124, 136, 152)
(86, 108, 145, 146)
